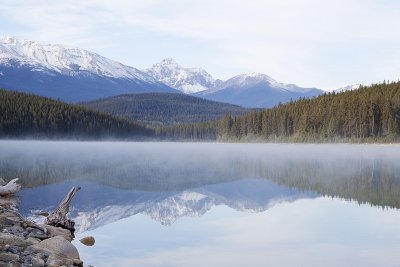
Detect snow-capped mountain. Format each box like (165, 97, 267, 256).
(0, 37, 324, 106)
(144, 58, 220, 94)
(195, 72, 323, 108)
(0, 37, 177, 102)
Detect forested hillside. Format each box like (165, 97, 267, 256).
(156, 121, 218, 140)
(158, 82, 400, 142)
(81, 93, 248, 126)
(0, 89, 152, 139)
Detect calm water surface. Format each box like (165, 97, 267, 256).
(1, 141, 400, 267)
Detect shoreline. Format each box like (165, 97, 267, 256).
(0, 179, 83, 267)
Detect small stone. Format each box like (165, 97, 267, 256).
(73, 259, 83, 266)
(41, 225, 73, 241)
(0, 216, 14, 226)
(28, 228, 47, 240)
(0, 212, 21, 223)
(26, 237, 41, 245)
(9, 225, 24, 235)
(0, 261, 19, 267)
(5, 246, 18, 254)
(0, 252, 19, 262)
(46, 258, 64, 266)
(31, 257, 45, 267)
(79, 236, 95, 246)
(0, 232, 34, 247)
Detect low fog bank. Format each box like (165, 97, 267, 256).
(1, 141, 400, 208)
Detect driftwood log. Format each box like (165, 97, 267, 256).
(0, 178, 22, 196)
(45, 186, 80, 234)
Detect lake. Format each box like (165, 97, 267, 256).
(1, 141, 400, 266)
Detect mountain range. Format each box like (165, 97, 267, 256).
(144, 58, 324, 107)
(0, 37, 178, 102)
(0, 37, 326, 107)
(194, 72, 322, 108)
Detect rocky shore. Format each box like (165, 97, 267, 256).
(0, 179, 84, 267)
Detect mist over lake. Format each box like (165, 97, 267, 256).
(1, 141, 400, 266)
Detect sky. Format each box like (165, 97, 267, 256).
(0, 0, 399, 90)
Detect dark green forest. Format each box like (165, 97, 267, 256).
(156, 121, 218, 140)
(159, 82, 400, 142)
(0, 89, 152, 139)
(2, 82, 400, 142)
(81, 92, 248, 126)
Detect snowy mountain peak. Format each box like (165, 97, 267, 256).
(0, 36, 158, 82)
(144, 58, 217, 94)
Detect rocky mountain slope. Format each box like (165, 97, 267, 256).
(0, 37, 177, 102)
(144, 58, 220, 94)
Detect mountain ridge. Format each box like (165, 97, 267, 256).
(195, 72, 323, 108)
(0, 36, 327, 107)
(0, 37, 178, 102)
(144, 58, 219, 94)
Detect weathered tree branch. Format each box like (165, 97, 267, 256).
(0, 178, 21, 196)
(45, 186, 80, 234)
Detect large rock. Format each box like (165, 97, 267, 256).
(41, 224, 73, 241)
(28, 236, 80, 260)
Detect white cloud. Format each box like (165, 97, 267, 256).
(0, 0, 400, 89)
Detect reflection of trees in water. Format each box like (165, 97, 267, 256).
(0, 147, 400, 209)
(0, 153, 241, 191)
(253, 158, 400, 209)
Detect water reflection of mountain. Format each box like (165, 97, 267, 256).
(19, 179, 317, 232)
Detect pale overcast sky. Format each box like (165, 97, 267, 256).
(0, 0, 399, 90)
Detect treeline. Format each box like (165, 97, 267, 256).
(159, 82, 400, 142)
(81, 92, 248, 126)
(155, 121, 217, 140)
(0, 89, 152, 139)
